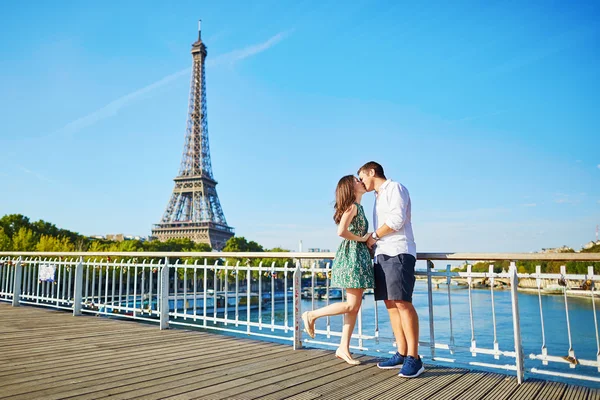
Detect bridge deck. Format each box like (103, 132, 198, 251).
(0, 303, 597, 400)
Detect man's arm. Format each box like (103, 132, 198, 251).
(367, 184, 408, 248)
(384, 184, 407, 231)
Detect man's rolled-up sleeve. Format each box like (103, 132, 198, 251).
(384, 184, 407, 231)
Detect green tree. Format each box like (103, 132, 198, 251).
(12, 227, 36, 251)
(0, 227, 11, 251)
(261, 247, 294, 268)
(35, 235, 75, 252)
(220, 237, 264, 281)
(223, 237, 263, 253)
(118, 240, 143, 252)
(193, 243, 212, 252)
(0, 214, 31, 238)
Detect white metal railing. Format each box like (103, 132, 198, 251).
(1, 251, 599, 385)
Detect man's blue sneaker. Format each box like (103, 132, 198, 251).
(398, 355, 425, 378)
(377, 352, 405, 369)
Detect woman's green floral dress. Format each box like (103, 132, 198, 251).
(331, 203, 374, 289)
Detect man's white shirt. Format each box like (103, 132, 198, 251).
(373, 179, 417, 258)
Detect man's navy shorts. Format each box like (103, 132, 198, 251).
(373, 253, 416, 302)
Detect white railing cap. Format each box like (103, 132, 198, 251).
(0, 251, 599, 261)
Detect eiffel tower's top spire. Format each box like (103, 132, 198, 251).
(192, 20, 206, 55)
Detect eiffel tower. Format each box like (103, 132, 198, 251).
(152, 21, 234, 250)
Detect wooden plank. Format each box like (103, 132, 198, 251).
(0, 338, 221, 377)
(285, 360, 395, 400)
(309, 365, 397, 399)
(323, 366, 454, 400)
(456, 374, 515, 400)
(110, 351, 334, 400)
(562, 384, 589, 400)
(84, 349, 330, 400)
(0, 340, 283, 395)
(587, 387, 600, 400)
(480, 375, 519, 400)
(426, 371, 488, 400)
(372, 367, 467, 400)
(507, 378, 545, 400)
(230, 356, 370, 400)
(206, 358, 367, 399)
(152, 352, 345, 400)
(0, 333, 245, 376)
(0, 336, 272, 385)
(4, 345, 300, 400)
(533, 380, 566, 400)
(0, 331, 233, 362)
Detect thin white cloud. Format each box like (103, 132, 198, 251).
(17, 165, 56, 184)
(423, 207, 511, 222)
(553, 193, 585, 205)
(59, 68, 191, 136)
(208, 30, 292, 67)
(447, 109, 510, 125)
(55, 30, 292, 136)
(475, 26, 597, 81)
(597, 164, 600, 169)
(522, 203, 537, 207)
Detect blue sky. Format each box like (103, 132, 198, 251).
(0, 0, 598, 253)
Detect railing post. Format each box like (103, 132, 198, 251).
(293, 260, 302, 350)
(73, 257, 84, 316)
(12, 257, 22, 307)
(510, 261, 525, 384)
(426, 260, 435, 359)
(160, 257, 170, 330)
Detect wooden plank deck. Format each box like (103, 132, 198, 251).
(0, 303, 597, 400)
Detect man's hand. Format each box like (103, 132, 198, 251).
(366, 234, 377, 249)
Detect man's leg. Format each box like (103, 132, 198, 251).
(395, 300, 419, 358)
(384, 300, 407, 355)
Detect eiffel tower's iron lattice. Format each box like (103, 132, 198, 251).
(152, 22, 234, 250)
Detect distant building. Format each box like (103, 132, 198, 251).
(105, 234, 147, 242)
(106, 234, 125, 242)
(541, 245, 574, 253)
(583, 240, 600, 250)
(308, 248, 331, 253)
(301, 248, 333, 268)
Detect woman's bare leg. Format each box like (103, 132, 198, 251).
(337, 289, 363, 352)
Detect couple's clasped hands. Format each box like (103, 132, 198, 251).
(360, 233, 377, 249)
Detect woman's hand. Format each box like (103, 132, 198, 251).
(361, 233, 371, 242)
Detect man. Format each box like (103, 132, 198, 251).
(358, 161, 423, 378)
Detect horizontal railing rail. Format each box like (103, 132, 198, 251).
(2, 251, 600, 260)
(1, 251, 599, 385)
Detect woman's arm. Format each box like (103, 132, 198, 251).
(337, 205, 368, 242)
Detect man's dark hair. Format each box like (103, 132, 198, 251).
(357, 161, 386, 179)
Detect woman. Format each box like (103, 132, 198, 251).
(302, 175, 374, 365)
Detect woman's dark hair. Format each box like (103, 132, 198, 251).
(333, 175, 356, 224)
